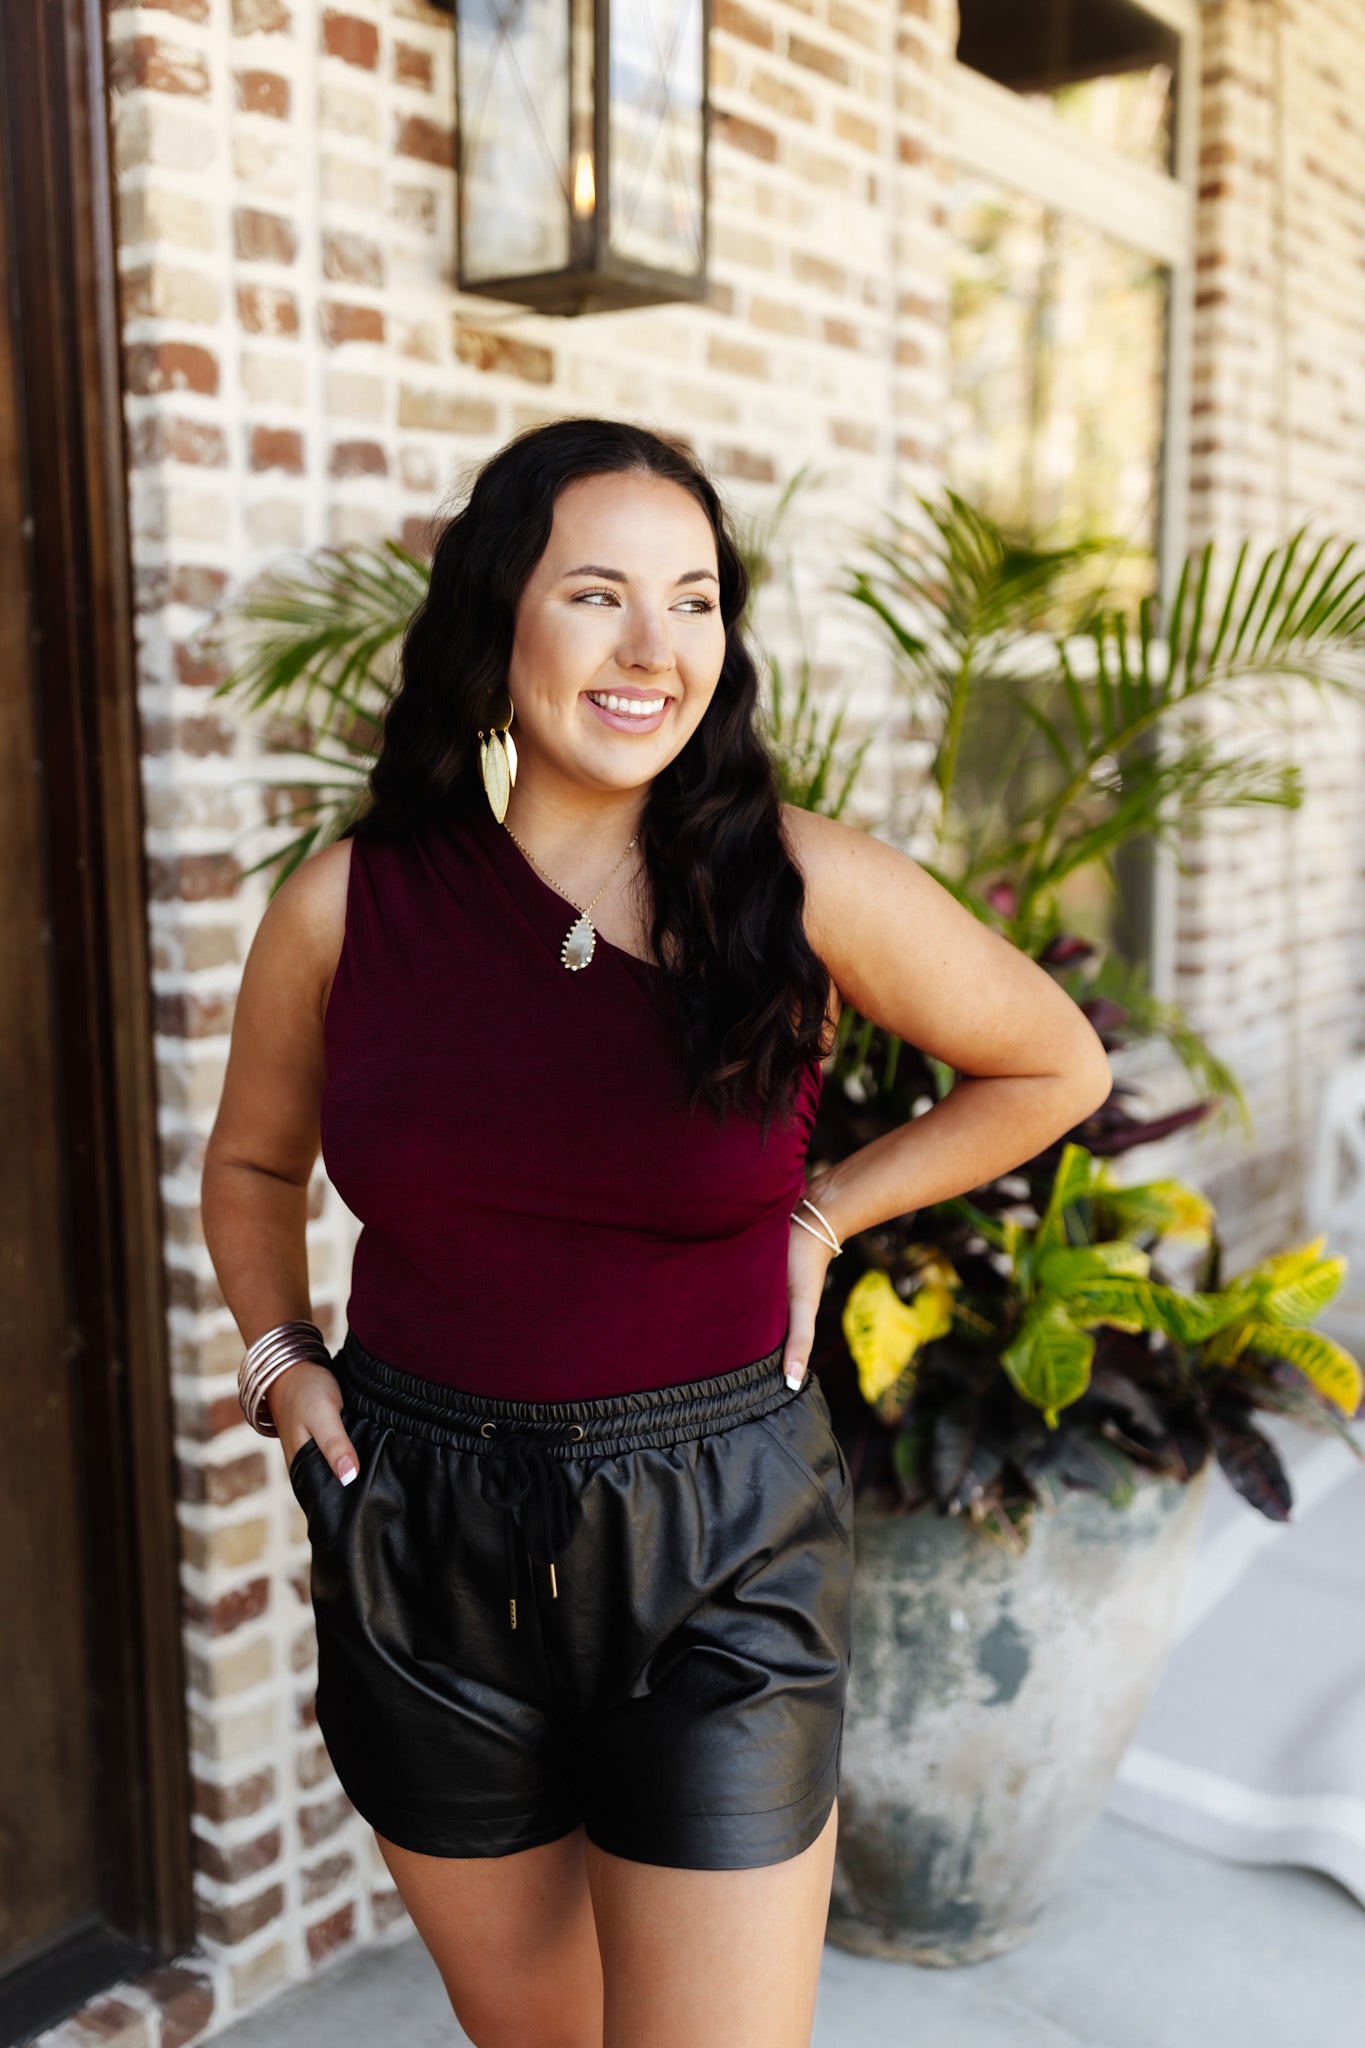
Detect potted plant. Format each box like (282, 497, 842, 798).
(802, 493, 1365, 1960)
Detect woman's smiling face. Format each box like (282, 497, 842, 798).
(505, 469, 728, 798)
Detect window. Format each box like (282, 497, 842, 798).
(946, 0, 1199, 979)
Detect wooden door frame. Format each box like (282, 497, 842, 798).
(0, 0, 193, 2027)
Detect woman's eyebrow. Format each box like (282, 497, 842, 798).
(562, 563, 719, 585)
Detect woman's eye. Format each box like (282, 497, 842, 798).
(572, 591, 714, 613)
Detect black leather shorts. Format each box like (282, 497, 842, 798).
(289, 1328, 855, 1869)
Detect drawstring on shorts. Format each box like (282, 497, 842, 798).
(475, 1418, 584, 1629)
(330, 1325, 794, 1636)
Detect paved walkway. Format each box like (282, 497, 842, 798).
(214, 1813, 1361, 2047)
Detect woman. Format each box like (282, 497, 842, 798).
(202, 417, 1111, 2048)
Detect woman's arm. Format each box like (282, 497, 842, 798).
(201, 838, 360, 1480)
(774, 805, 1113, 1386)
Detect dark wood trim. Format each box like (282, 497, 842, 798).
(0, 0, 193, 2011)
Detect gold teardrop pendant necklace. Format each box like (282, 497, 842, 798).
(502, 821, 641, 972)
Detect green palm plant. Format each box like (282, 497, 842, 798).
(846, 494, 1365, 951)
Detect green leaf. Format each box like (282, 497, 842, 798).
(1000, 1300, 1095, 1425)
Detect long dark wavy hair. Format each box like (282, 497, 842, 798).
(349, 416, 834, 1138)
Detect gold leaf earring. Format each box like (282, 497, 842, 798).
(477, 685, 518, 822)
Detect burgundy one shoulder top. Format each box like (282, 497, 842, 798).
(320, 802, 825, 1400)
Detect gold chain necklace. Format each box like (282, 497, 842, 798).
(502, 822, 640, 972)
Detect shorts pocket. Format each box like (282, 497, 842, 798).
(756, 1382, 854, 1552)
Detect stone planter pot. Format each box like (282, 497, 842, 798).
(827, 1466, 1210, 1966)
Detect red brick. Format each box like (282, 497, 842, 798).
(301, 1850, 354, 1902)
(182, 1582, 272, 1640)
(249, 425, 304, 472)
(299, 1790, 354, 1847)
(323, 9, 380, 69)
(156, 987, 235, 1035)
(329, 439, 387, 477)
(393, 41, 432, 88)
(124, 341, 220, 396)
(146, 852, 242, 902)
(134, 1965, 215, 2048)
(177, 1447, 269, 1507)
(319, 300, 384, 345)
(173, 642, 228, 688)
(193, 1825, 282, 1884)
(394, 112, 453, 167)
(237, 283, 300, 335)
(234, 69, 291, 118)
(198, 1883, 286, 1948)
(109, 34, 210, 96)
(306, 1901, 356, 1964)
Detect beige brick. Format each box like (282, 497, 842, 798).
(180, 1513, 270, 1573)
(397, 385, 496, 434)
(112, 94, 218, 173)
(229, 1941, 288, 2011)
(122, 262, 222, 326)
(390, 183, 437, 231)
(398, 444, 437, 491)
(187, 1631, 275, 1699)
(232, 0, 290, 29)
(244, 497, 306, 547)
(327, 503, 388, 545)
(712, 0, 774, 49)
(324, 368, 384, 417)
(164, 487, 231, 543)
(234, 206, 298, 263)
(750, 70, 817, 124)
(233, 127, 297, 196)
(453, 323, 553, 383)
(119, 185, 216, 251)
(320, 81, 380, 140)
(241, 350, 306, 403)
(188, 1700, 276, 1766)
(322, 228, 385, 286)
(321, 154, 383, 209)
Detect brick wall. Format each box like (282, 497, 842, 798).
(1172, 0, 1365, 1261)
(40, 0, 1365, 2038)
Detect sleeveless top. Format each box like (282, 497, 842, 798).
(320, 802, 826, 1400)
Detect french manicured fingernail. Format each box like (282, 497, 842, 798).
(338, 1455, 358, 1484)
(785, 1370, 805, 1389)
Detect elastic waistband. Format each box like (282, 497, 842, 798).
(334, 1328, 801, 1457)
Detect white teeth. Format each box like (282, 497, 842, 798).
(587, 692, 666, 717)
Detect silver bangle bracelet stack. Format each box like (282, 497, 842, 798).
(238, 1319, 331, 1438)
(789, 1194, 843, 1256)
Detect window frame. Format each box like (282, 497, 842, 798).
(945, 0, 1203, 1002)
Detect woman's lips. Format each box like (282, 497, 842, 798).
(583, 692, 671, 734)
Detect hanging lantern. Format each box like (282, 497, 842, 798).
(438, 0, 710, 317)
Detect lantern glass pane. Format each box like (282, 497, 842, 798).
(458, 0, 570, 280)
(608, 0, 704, 275)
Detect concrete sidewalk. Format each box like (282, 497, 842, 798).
(213, 1813, 1362, 2047)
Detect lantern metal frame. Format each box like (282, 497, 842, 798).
(430, 0, 712, 318)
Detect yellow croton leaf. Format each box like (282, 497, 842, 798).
(842, 1267, 956, 1408)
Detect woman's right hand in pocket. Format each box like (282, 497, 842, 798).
(268, 1360, 361, 1484)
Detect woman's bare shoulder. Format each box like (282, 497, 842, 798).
(252, 837, 354, 1021)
